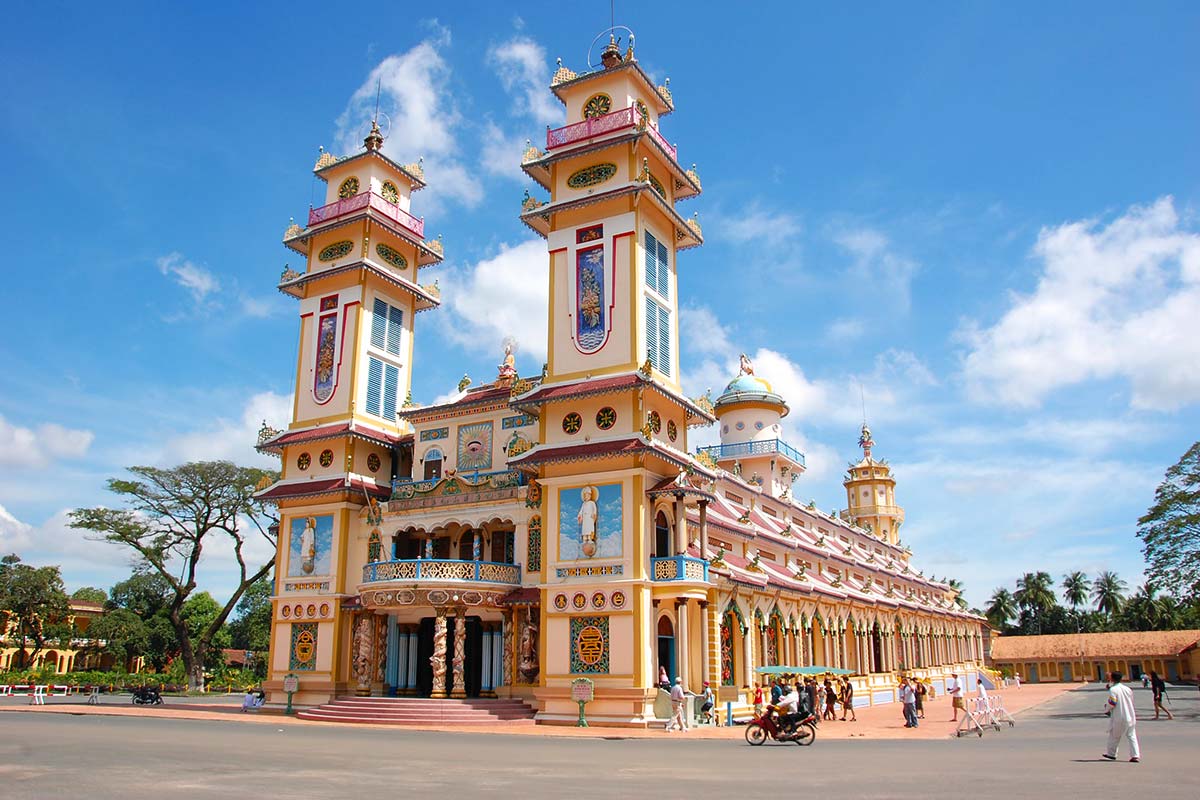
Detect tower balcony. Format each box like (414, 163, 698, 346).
(695, 438, 806, 468)
(307, 191, 425, 241)
(361, 558, 522, 587)
(546, 105, 676, 161)
(650, 555, 710, 583)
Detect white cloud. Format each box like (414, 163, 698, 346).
(163, 391, 292, 469)
(487, 36, 561, 126)
(336, 27, 483, 209)
(962, 196, 1200, 411)
(826, 317, 865, 342)
(712, 202, 803, 248)
(157, 252, 219, 303)
(436, 239, 549, 364)
(0, 506, 134, 590)
(239, 294, 286, 319)
(478, 120, 528, 181)
(833, 225, 919, 313)
(0, 415, 93, 467)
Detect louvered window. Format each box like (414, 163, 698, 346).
(370, 298, 404, 356)
(644, 231, 669, 299)
(366, 357, 383, 416)
(645, 296, 672, 377)
(366, 357, 401, 421)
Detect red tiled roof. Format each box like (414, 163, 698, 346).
(400, 384, 515, 421)
(258, 421, 406, 454)
(500, 587, 541, 606)
(513, 373, 715, 423)
(991, 630, 1200, 661)
(508, 436, 701, 474)
(255, 475, 389, 502)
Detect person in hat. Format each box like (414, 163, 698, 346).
(667, 677, 689, 732)
(699, 680, 715, 724)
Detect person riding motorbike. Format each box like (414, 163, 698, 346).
(774, 684, 802, 733)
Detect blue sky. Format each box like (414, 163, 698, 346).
(1, 3, 1197, 608)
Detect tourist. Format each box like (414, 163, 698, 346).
(667, 677, 689, 732)
(840, 678, 857, 722)
(824, 678, 837, 720)
(658, 665, 670, 690)
(805, 679, 818, 722)
(914, 677, 926, 719)
(699, 681, 715, 724)
(1141, 673, 1150, 689)
(770, 680, 783, 705)
(1102, 671, 1140, 762)
(1014, 672, 1022, 689)
(900, 678, 918, 728)
(1149, 672, 1173, 721)
(947, 672, 964, 721)
(753, 683, 764, 716)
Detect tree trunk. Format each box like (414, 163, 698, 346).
(169, 610, 205, 693)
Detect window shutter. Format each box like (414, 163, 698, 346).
(645, 295, 658, 370)
(386, 306, 403, 355)
(371, 299, 387, 349)
(366, 357, 383, 416)
(658, 304, 671, 376)
(656, 239, 669, 299)
(382, 363, 399, 419)
(644, 231, 657, 290)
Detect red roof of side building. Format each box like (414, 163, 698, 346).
(512, 372, 716, 425)
(991, 630, 1200, 661)
(255, 475, 389, 503)
(257, 421, 408, 455)
(398, 383, 516, 422)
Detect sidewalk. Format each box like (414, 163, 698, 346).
(0, 682, 1075, 740)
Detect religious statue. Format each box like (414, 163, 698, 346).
(496, 337, 519, 386)
(739, 352, 755, 376)
(299, 516, 317, 575)
(352, 616, 372, 690)
(518, 608, 539, 684)
(457, 374, 472, 393)
(577, 486, 599, 557)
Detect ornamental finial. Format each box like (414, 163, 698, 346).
(364, 119, 384, 152)
(858, 422, 874, 459)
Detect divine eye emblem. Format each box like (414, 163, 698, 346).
(466, 440, 485, 454)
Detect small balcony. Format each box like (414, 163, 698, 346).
(651, 555, 710, 583)
(308, 191, 425, 240)
(695, 438, 806, 467)
(362, 558, 522, 586)
(546, 105, 677, 161)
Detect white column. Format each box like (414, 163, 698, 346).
(405, 629, 418, 691)
(481, 624, 493, 693)
(676, 600, 690, 688)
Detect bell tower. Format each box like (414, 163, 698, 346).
(843, 423, 905, 545)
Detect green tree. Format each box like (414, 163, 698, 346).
(228, 573, 273, 653)
(945, 577, 969, 609)
(106, 570, 176, 671)
(70, 461, 278, 691)
(1014, 571, 1057, 633)
(71, 586, 107, 604)
(1061, 571, 1089, 611)
(986, 587, 1017, 629)
(1092, 571, 1127, 618)
(1118, 583, 1178, 631)
(0, 554, 70, 668)
(88, 607, 149, 669)
(1137, 441, 1200, 597)
(180, 592, 233, 671)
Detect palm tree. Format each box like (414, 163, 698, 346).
(1092, 571, 1127, 618)
(1061, 571, 1089, 611)
(986, 587, 1017, 629)
(945, 577, 969, 609)
(1014, 571, 1056, 633)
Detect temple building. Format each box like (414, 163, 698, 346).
(255, 31, 987, 725)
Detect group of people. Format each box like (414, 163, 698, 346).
(754, 676, 857, 723)
(898, 675, 935, 728)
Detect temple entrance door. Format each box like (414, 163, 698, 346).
(657, 616, 676, 682)
(416, 617, 435, 697)
(871, 626, 883, 673)
(413, 615, 485, 698)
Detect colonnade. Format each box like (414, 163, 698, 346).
(382, 609, 507, 697)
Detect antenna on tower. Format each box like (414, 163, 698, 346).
(860, 382, 867, 426)
(373, 76, 382, 124)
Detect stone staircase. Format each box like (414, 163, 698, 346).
(297, 696, 537, 726)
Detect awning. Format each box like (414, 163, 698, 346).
(755, 665, 855, 676)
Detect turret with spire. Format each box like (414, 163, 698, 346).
(843, 422, 904, 544)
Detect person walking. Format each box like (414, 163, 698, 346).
(699, 681, 715, 724)
(914, 678, 926, 719)
(1149, 672, 1173, 721)
(770, 680, 783, 705)
(824, 678, 837, 720)
(840, 678, 857, 721)
(752, 683, 764, 717)
(947, 672, 964, 722)
(667, 677, 689, 732)
(805, 679, 818, 724)
(1102, 671, 1139, 762)
(900, 678, 918, 728)
(658, 665, 670, 690)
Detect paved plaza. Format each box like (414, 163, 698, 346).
(1, 684, 1196, 799)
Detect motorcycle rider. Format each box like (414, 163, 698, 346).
(774, 682, 802, 733)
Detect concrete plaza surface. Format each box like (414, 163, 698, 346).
(1, 684, 1195, 799)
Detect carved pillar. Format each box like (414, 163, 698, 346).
(492, 627, 504, 693)
(405, 626, 419, 694)
(675, 599, 690, 689)
(501, 610, 514, 689)
(674, 496, 687, 555)
(451, 608, 467, 698)
(742, 619, 754, 690)
(472, 531, 482, 562)
(698, 499, 709, 558)
(430, 609, 448, 698)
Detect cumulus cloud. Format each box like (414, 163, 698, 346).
(962, 196, 1200, 411)
(436, 239, 549, 364)
(487, 36, 561, 126)
(0, 415, 93, 467)
(336, 26, 483, 209)
(157, 252, 219, 303)
(826, 317, 865, 342)
(163, 391, 292, 468)
(0, 505, 135, 590)
(478, 119, 528, 181)
(711, 202, 803, 248)
(833, 225, 919, 313)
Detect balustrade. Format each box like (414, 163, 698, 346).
(307, 191, 425, 239)
(546, 106, 677, 160)
(362, 558, 521, 586)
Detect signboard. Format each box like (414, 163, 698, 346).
(718, 685, 740, 703)
(571, 677, 595, 702)
(282, 674, 300, 694)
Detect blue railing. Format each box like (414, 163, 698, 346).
(696, 438, 806, 467)
(650, 555, 710, 582)
(362, 558, 522, 585)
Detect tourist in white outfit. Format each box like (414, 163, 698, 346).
(1102, 671, 1140, 763)
(667, 677, 689, 732)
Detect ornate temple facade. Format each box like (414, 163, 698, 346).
(255, 33, 987, 724)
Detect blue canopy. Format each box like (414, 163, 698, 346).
(755, 665, 855, 676)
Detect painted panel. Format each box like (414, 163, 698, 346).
(570, 615, 610, 674)
(502, 414, 536, 429)
(420, 427, 449, 442)
(313, 312, 338, 403)
(288, 514, 333, 577)
(558, 482, 622, 560)
(575, 244, 608, 352)
(290, 622, 318, 671)
(456, 421, 494, 471)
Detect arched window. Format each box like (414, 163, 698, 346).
(654, 511, 671, 557)
(423, 448, 443, 480)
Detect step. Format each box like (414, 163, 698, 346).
(297, 696, 536, 726)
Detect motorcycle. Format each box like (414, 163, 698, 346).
(131, 686, 164, 705)
(745, 705, 817, 746)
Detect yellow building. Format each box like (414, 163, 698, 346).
(991, 630, 1200, 684)
(0, 600, 128, 674)
(255, 31, 987, 725)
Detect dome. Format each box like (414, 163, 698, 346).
(723, 374, 774, 395)
(713, 372, 788, 417)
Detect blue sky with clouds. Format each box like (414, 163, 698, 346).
(1, 3, 1197, 607)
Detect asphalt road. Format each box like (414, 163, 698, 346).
(1, 684, 1195, 799)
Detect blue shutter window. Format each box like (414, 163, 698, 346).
(366, 357, 383, 416)
(644, 231, 656, 290)
(386, 306, 403, 355)
(656, 239, 669, 299)
(382, 363, 399, 420)
(658, 304, 671, 376)
(645, 295, 658, 371)
(371, 299, 387, 350)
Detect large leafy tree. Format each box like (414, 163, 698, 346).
(88, 608, 150, 670)
(106, 569, 176, 670)
(1092, 570, 1127, 618)
(986, 587, 1017, 629)
(70, 461, 278, 691)
(1118, 582, 1178, 632)
(1137, 441, 1200, 596)
(944, 577, 969, 609)
(1014, 571, 1056, 633)
(71, 587, 108, 604)
(0, 554, 70, 668)
(228, 572, 273, 653)
(1061, 572, 1089, 612)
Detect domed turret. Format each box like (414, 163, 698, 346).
(843, 422, 904, 544)
(697, 354, 805, 499)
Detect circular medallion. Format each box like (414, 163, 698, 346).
(319, 449, 334, 467)
(754, 421, 764, 430)
(667, 419, 678, 442)
(610, 591, 626, 609)
(306, 604, 317, 617)
(575, 625, 605, 666)
(367, 452, 381, 473)
(649, 410, 662, 434)
(562, 412, 583, 434)
(735, 421, 745, 431)
(591, 592, 606, 610)
(583, 93, 612, 118)
(596, 406, 616, 430)
(297, 452, 311, 471)
(554, 593, 568, 611)
(338, 176, 360, 198)
(281, 605, 291, 618)
(319, 603, 330, 616)
(567, 162, 617, 189)
(381, 180, 399, 204)
(293, 604, 303, 618)
(572, 592, 587, 610)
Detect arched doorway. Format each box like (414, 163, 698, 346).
(657, 616, 676, 682)
(654, 511, 671, 557)
(871, 624, 883, 673)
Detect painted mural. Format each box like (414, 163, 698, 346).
(456, 421, 494, 471)
(288, 514, 333, 577)
(558, 482, 622, 560)
(313, 312, 337, 402)
(575, 245, 607, 352)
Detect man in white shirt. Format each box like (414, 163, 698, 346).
(947, 673, 964, 722)
(667, 677, 689, 732)
(1102, 671, 1140, 762)
(900, 678, 918, 728)
(775, 684, 801, 731)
